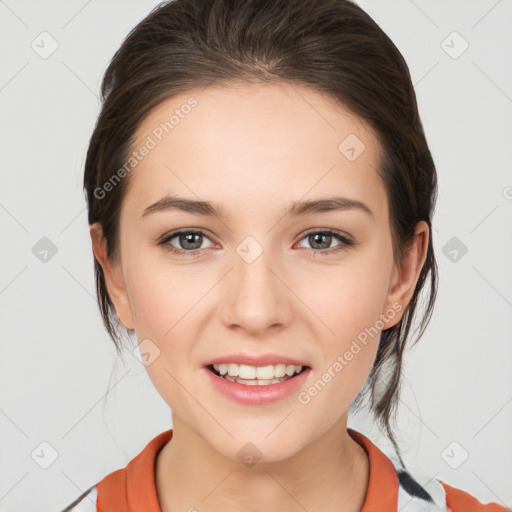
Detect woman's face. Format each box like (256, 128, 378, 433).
(92, 81, 427, 463)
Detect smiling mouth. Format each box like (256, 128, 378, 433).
(206, 364, 310, 386)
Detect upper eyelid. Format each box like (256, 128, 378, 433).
(164, 228, 217, 244)
(300, 227, 351, 238)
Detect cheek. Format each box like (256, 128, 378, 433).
(297, 278, 385, 419)
(123, 256, 208, 387)
(125, 253, 204, 336)
(129, 269, 197, 412)
(303, 258, 392, 341)
(295, 252, 392, 389)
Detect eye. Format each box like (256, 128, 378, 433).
(158, 229, 214, 256)
(296, 229, 355, 255)
(157, 228, 355, 258)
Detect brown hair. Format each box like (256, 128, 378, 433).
(84, 0, 438, 468)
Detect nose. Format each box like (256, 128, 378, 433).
(220, 246, 293, 336)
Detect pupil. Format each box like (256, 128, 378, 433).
(312, 233, 330, 249)
(181, 233, 201, 249)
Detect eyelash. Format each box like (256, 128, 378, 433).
(157, 229, 355, 258)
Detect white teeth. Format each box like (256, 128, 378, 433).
(213, 362, 304, 379)
(227, 363, 239, 377)
(274, 364, 286, 378)
(223, 374, 288, 386)
(256, 365, 274, 380)
(242, 364, 258, 379)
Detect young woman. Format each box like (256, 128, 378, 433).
(62, 0, 509, 510)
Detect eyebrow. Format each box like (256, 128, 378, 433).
(141, 194, 374, 220)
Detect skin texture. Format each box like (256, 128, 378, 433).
(90, 81, 429, 512)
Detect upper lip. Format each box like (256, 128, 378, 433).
(204, 353, 310, 368)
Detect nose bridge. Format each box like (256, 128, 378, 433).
(222, 236, 289, 332)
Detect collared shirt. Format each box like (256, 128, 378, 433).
(60, 428, 510, 512)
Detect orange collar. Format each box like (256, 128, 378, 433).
(97, 428, 399, 511)
(348, 428, 399, 511)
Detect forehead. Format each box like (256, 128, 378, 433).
(125, 81, 386, 221)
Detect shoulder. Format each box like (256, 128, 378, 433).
(59, 467, 128, 511)
(59, 484, 97, 511)
(59, 467, 131, 511)
(59, 430, 172, 511)
(348, 429, 509, 512)
(439, 480, 510, 512)
(394, 463, 509, 512)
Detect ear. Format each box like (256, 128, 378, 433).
(382, 220, 430, 329)
(89, 223, 135, 330)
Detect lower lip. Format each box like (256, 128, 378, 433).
(203, 367, 311, 405)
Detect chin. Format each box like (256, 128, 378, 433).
(205, 428, 305, 466)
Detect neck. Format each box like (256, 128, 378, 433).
(155, 416, 369, 512)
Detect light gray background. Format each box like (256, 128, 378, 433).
(1, 1, 511, 511)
